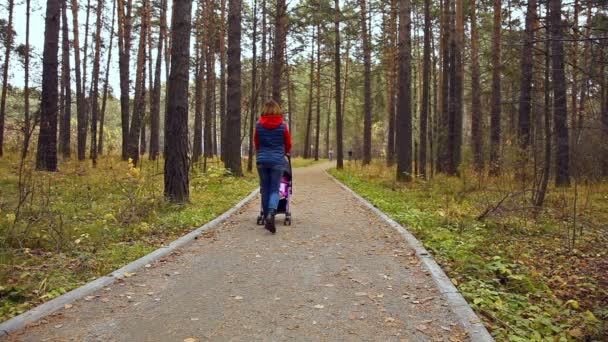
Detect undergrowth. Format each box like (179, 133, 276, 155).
(330, 161, 607, 341)
(0, 154, 257, 322)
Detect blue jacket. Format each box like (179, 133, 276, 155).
(254, 115, 292, 166)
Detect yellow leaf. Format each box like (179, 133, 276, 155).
(569, 328, 583, 337)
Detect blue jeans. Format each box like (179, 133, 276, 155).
(258, 166, 283, 215)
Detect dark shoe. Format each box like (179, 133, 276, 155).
(265, 210, 276, 234)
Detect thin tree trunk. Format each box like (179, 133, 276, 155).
(419, 0, 430, 178)
(36, 0, 61, 171)
(99, 0, 116, 156)
(451, 0, 463, 174)
(489, 0, 502, 176)
(470, 0, 482, 171)
(361, 0, 372, 165)
(326, 81, 333, 158)
(334, 0, 343, 169)
(247, 0, 258, 172)
(164, 0, 192, 203)
(535, 28, 551, 207)
(71, 0, 86, 160)
(549, 0, 570, 186)
(127, 0, 149, 165)
(517, 0, 536, 152)
(225, 0, 242, 175)
(150, 0, 166, 160)
(117, 0, 133, 160)
(396, 0, 412, 181)
(304, 27, 315, 159)
(260, 0, 267, 100)
(386, 0, 397, 166)
(438, 0, 450, 173)
(219, 0, 227, 161)
(204, 0, 215, 158)
(0, 0, 14, 156)
(23, 0, 33, 158)
(89, 1, 104, 167)
(272, 0, 287, 104)
(192, 6, 203, 164)
(314, 23, 321, 161)
(341, 40, 350, 123)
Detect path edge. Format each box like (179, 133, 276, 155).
(0, 188, 260, 338)
(325, 171, 494, 342)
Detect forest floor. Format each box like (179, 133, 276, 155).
(5, 162, 469, 341)
(330, 162, 607, 341)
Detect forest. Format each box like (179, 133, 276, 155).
(0, 0, 607, 340)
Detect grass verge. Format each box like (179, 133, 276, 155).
(0, 155, 257, 322)
(330, 162, 606, 341)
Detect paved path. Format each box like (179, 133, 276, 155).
(6, 163, 469, 342)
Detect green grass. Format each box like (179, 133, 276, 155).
(0, 154, 257, 321)
(330, 162, 607, 341)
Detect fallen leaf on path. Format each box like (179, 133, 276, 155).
(63, 304, 73, 309)
(190, 317, 199, 321)
(101, 298, 110, 303)
(234, 296, 243, 300)
(184, 338, 198, 342)
(376, 293, 384, 298)
(123, 272, 136, 278)
(384, 317, 395, 323)
(147, 292, 154, 296)
(417, 324, 429, 331)
(54, 324, 63, 329)
(313, 304, 324, 309)
(348, 312, 357, 320)
(144, 264, 151, 268)
(324, 284, 335, 287)
(84, 296, 95, 301)
(355, 292, 368, 297)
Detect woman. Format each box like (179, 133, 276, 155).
(254, 100, 292, 233)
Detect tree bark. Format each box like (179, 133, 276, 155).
(386, 0, 396, 166)
(99, 0, 116, 156)
(247, 0, 258, 172)
(71, 0, 86, 160)
(419, 0, 430, 178)
(219, 0, 227, 161)
(334, 0, 343, 169)
(470, 0, 482, 171)
(0, 0, 14, 156)
(260, 0, 267, 101)
(224, 0, 243, 176)
(489, 0, 502, 176)
(549, 0, 570, 186)
(89, 1, 104, 167)
(361, 0, 372, 165)
(164, 0, 192, 202)
(127, 0, 149, 165)
(517, 0, 536, 151)
(36, 0, 61, 171)
(203, 0, 215, 158)
(396, 0, 412, 181)
(23, 0, 33, 158)
(117, 0, 133, 160)
(438, 0, 450, 173)
(150, 0, 166, 160)
(272, 0, 287, 103)
(304, 27, 315, 159)
(314, 23, 321, 161)
(192, 6, 203, 164)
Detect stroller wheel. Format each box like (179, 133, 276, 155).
(284, 214, 291, 226)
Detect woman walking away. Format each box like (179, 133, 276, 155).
(254, 100, 293, 233)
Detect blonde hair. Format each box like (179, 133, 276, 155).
(261, 99, 284, 116)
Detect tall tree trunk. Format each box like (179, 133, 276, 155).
(192, 6, 203, 164)
(127, 0, 149, 165)
(204, 0, 215, 158)
(361, 0, 372, 165)
(99, 0, 116, 156)
(450, 0, 463, 174)
(325, 81, 333, 158)
(535, 28, 551, 207)
(260, 0, 267, 100)
(82, 0, 91, 95)
(470, 0, 482, 171)
(164, 0, 192, 203)
(23, 0, 33, 158)
(549, 0, 570, 186)
(438, 0, 450, 173)
(36, 0, 61, 171)
(272, 0, 286, 103)
(219, 0, 227, 161)
(396, 0, 412, 181)
(150, 0, 166, 160)
(334, 0, 343, 169)
(247, 0, 258, 172)
(117, 0, 133, 160)
(386, 0, 397, 166)
(225, 0, 242, 175)
(571, 0, 579, 139)
(71, 0, 86, 160)
(304, 27, 315, 159)
(419, 0, 430, 179)
(314, 24, 321, 161)
(517, 0, 536, 152)
(89, 1, 104, 167)
(0, 0, 14, 156)
(489, 0, 502, 176)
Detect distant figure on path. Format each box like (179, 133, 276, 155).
(348, 149, 353, 161)
(254, 100, 293, 234)
(328, 148, 334, 161)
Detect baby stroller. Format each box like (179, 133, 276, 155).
(257, 156, 292, 226)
